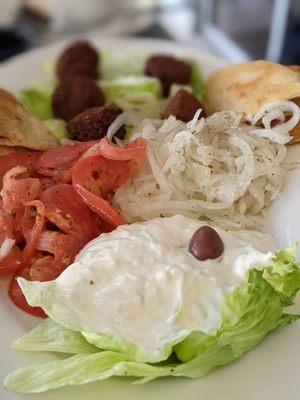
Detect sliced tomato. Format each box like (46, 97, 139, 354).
(75, 184, 125, 227)
(21, 200, 45, 265)
(98, 137, 147, 162)
(0, 205, 14, 242)
(1, 166, 40, 213)
(37, 231, 82, 266)
(72, 155, 130, 198)
(9, 266, 47, 318)
(40, 184, 100, 238)
(35, 175, 59, 191)
(36, 141, 98, 180)
(0, 245, 22, 276)
(29, 255, 63, 282)
(0, 206, 23, 275)
(0, 151, 41, 187)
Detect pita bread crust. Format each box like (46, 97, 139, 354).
(288, 65, 300, 75)
(0, 89, 59, 150)
(290, 121, 300, 144)
(204, 61, 300, 144)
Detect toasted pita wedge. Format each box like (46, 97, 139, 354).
(0, 89, 59, 150)
(204, 60, 300, 144)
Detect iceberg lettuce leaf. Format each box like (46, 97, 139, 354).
(43, 118, 67, 141)
(12, 318, 98, 354)
(5, 249, 300, 393)
(185, 59, 206, 100)
(82, 330, 188, 363)
(4, 352, 169, 393)
(20, 88, 53, 120)
(100, 75, 165, 118)
(100, 75, 162, 101)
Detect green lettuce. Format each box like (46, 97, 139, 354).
(20, 88, 53, 120)
(4, 352, 171, 393)
(12, 318, 98, 354)
(43, 118, 67, 141)
(20, 86, 66, 140)
(185, 59, 206, 100)
(101, 75, 162, 102)
(19, 52, 205, 124)
(82, 330, 186, 363)
(100, 75, 165, 119)
(102, 51, 147, 79)
(5, 248, 300, 393)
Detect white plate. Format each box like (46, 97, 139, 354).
(0, 36, 300, 400)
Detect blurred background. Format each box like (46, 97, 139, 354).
(0, 0, 299, 64)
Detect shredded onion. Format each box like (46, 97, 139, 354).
(0, 238, 15, 262)
(251, 100, 300, 137)
(107, 113, 144, 142)
(114, 103, 298, 229)
(107, 114, 126, 142)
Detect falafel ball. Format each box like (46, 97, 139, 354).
(145, 55, 191, 96)
(52, 76, 105, 121)
(66, 106, 125, 141)
(163, 89, 206, 122)
(56, 41, 100, 80)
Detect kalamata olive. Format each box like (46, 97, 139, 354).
(189, 226, 224, 261)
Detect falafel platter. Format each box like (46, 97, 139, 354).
(1, 38, 300, 399)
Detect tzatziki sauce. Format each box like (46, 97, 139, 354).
(19, 215, 276, 356)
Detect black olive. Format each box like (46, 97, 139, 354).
(189, 226, 224, 261)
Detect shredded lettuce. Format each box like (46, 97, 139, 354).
(100, 75, 165, 118)
(19, 53, 205, 124)
(43, 118, 67, 141)
(19, 86, 66, 140)
(101, 75, 162, 101)
(5, 248, 300, 393)
(102, 50, 147, 79)
(19, 53, 204, 125)
(185, 59, 206, 100)
(20, 88, 53, 120)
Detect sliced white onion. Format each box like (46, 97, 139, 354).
(252, 100, 300, 133)
(113, 108, 288, 230)
(187, 109, 202, 130)
(107, 113, 127, 142)
(252, 128, 291, 144)
(0, 238, 15, 262)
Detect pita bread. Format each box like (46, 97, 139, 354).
(288, 65, 300, 75)
(204, 60, 300, 144)
(0, 89, 59, 150)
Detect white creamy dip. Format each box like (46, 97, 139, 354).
(19, 215, 276, 356)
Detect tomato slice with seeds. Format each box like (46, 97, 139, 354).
(36, 141, 97, 180)
(2, 136, 142, 317)
(8, 184, 101, 317)
(72, 155, 130, 198)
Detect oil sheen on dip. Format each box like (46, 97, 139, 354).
(19, 215, 276, 358)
